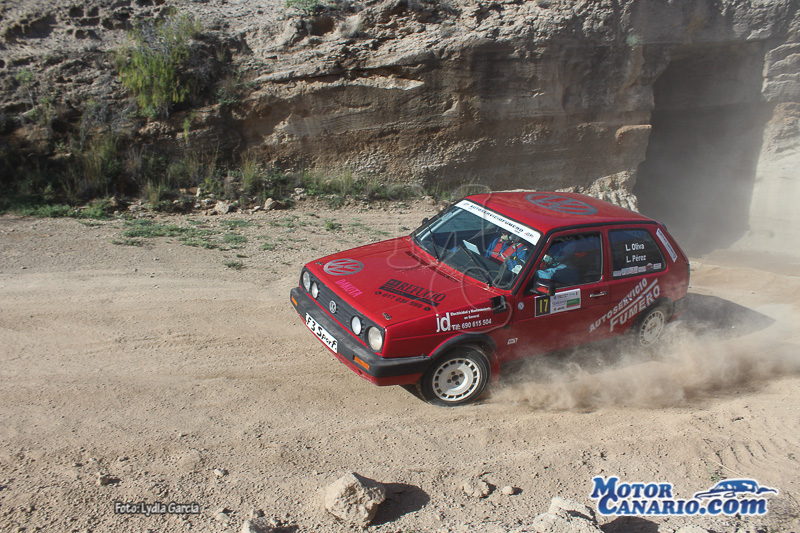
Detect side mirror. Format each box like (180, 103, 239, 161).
(531, 278, 556, 297)
(421, 217, 430, 226)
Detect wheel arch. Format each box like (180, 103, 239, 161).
(639, 296, 674, 321)
(427, 333, 500, 381)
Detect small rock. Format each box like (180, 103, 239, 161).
(214, 468, 228, 478)
(96, 473, 117, 486)
(249, 508, 265, 519)
(323, 472, 386, 527)
(501, 485, 517, 495)
(215, 200, 231, 214)
(241, 518, 272, 533)
(462, 478, 491, 498)
(264, 198, 286, 211)
(214, 508, 231, 523)
(523, 497, 602, 533)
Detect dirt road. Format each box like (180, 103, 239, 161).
(1, 203, 798, 532)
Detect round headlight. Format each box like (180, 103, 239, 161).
(310, 281, 319, 299)
(302, 271, 311, 292)
(367, 326, 384, 352)
(350, 316, 363, 336)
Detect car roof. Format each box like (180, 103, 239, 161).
(465, 191, 655, 235)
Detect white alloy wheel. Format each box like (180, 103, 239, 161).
(418, 346, 490, 406)
(638, 307, 666, 347)
(432, 358, 481, 402)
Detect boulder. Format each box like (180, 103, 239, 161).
(323, 472, 386, 527)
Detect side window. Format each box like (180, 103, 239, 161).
(608, 228, 666, 278)
(535, 233, 603, 288)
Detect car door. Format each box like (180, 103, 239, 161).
(507, 230, 610, 357)
(595, 225, 669, 337)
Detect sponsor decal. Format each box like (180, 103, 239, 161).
(324, 258, 364, 276)
(589, 278, 660, 333)
(613, 263, 661, 277)
(435, 308, 493, 332)
(656, 227, 678, 262)
(328, 300, 337, 314)
(377, 279, 446, 308)
(534, 288, 581, 317)
(335, 278, 363, 297)
(456, 200, 541, 244)
(525, 193, 599, 215)
(591, 476, 778, 517)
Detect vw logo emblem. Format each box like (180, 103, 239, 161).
(525, 193, 598, 216)
(323, 258, 364, 276)
(329, 300, 337, 314)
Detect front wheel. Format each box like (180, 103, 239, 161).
(418, 346, 490, 407)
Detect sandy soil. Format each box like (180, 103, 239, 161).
(1, 201, 799, 533)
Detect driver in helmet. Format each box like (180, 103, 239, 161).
(486, 233, 530, 274)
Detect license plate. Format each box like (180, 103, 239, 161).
(306, 313, 338, 353)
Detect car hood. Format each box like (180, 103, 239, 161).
(306, 237, 501, 327)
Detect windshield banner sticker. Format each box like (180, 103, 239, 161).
(456, 200, 541, 244)
(591, 476, 778, 517)
(656, 227, 678, 262)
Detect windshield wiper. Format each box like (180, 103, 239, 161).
(459, 242, 493, 286)
(422, 225, 441, 262)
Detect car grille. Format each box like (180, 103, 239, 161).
(313, 279, 364, 339)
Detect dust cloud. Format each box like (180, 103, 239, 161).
(491, 309, 800, 411)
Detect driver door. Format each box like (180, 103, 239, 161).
(507, 230, 610, 357)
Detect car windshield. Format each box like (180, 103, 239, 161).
(412, 200, 541, 289)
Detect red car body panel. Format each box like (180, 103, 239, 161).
(290, 192, 690, 389)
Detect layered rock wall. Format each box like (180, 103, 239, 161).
(1, 0, 798, 252)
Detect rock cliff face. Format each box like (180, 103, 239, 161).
(1, 0, 798, 253)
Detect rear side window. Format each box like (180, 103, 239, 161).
(609, 228, 665, 278)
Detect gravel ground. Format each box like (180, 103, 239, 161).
(1, 200, 799, 532)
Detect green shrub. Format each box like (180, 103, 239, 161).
(285, 0, 325, 13)
(239, 151, 264, 196)
(115, 13, 201, 118)
(223, 259, 244, 270)
(223, 234, 247, 246)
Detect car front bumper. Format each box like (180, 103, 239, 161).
(290, 287, 430, 386)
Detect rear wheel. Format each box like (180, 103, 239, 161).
(418, 346, 490, 407)
(634, 304, 670, 348)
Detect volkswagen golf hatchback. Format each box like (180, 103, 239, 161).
(290, 192, 690, 406)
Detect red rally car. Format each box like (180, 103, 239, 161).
(290, 192, 690, 406)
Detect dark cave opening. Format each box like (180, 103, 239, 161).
(634, 43, 772, 256)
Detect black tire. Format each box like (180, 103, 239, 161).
(632, 303, 671, 348)
(417, 346, 490, 407)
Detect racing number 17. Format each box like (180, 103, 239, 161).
(535, 296, 550, 317)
